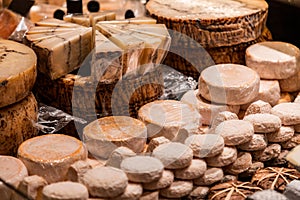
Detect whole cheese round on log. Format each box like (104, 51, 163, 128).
(198, 64, 260, 105)
(0, 39, 37, 108)
(83, 116, 147, 159)
(146, 0, 268, 48)
(138, 100, 201, 141)
(0, 93, 38, 155)
(0, 156, 28, 200)
(17, 134, 87, 183)
(246, 41, 300, 79)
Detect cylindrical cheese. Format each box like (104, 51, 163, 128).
(0, 39, 37, 108)
(83, 116, 147, 159)
(0, 93, 38, 155)
(18, 134, 87, 183)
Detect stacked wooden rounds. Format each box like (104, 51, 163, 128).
(0, 39, 38, 155)
(146, 0, 271, 78)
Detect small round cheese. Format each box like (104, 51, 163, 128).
(105, 147, 136, 169)
(256, 80, 281, 107)
(194, 168, 224, 186)
(267, 126, 294, 143)
(0, 39, 37, 108)
(198, 64, 260, 105)
(205, 146, 237, 167)
(143, 170, 174, 190)
(138, 100, 201, 140)
(271, 103, 300, 125)
(281, 133, 300, 149)
(224, 152, 252, 175)
(215, 120, 254, 146)
(211, 111, 239, 130)
(83, 116, 147, 159)
(0, 93, 38, 155)
(238, 134, 268, 151)
(18, 134, 87, 183)
(120, 156, 164, 183)
(185, 134, 225, 158)
(146, 136, 170, 153)
(139, 191, 159, 200)
(80, 166, 128, 198)
(110, 183, 143, 200)
(174, 159, 207, 180)
(188, 186, 210, 199)
(15, 175, 47, 200)
(243, 113, 281, 133)
(0, 156, 28, 200)
(42, 182, 88, 200)
(181, 90, 239, 125)
(245, 100, 272, 116)
(160, 180, 193, 198)
(152, 142, 193, 169)
(246, 41, 300, 79)
(252, 144, 281, 162)
(280, 71, 300, 92)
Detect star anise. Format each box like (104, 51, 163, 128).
(251, 167, 300, 192)
(208, 181, 262, 200)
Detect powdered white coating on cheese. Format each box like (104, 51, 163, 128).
(267, 126, 295, 143)
(18, 134, 87, 183)
(243, 113, 281, 133)
(152, 142, 193, 169)
(81, 167, 128, 198)
(185, 134, 225, 158)
(174, 159, 207, 180)
(160, 180, 193, 198)
(271, 103, 300, 125)
(42, 181, 88, 200)
(138, 100, 201, 140)
(238, 134, 267, 151)
(83, 116, 147, 159)
(0, 156, 28, 200)
(143, 170, 174, 190)
(199, 64, 260, 105)
(246, 41, 300, 79)
(147, 0, 267, 20)
(215, 120, 254, 146)
(181, 90, 239, 125)
(194, 168, 224, 186)
(121, 156, 164, 183)
(0, 39, 37, 108)
(205, 146, 237, 167)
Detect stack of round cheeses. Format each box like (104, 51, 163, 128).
(146, 0, 272, 79)
(0, 39, 38, 156)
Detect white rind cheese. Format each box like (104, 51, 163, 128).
(0, 39, 37, 108)
(25, 19, 92, 80)
(17, 134, 88, 183)
(83, 116, 147, 159)
(0, 93, 38, 155)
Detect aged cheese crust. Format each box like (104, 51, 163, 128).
(18, 134, 87, 183)
(0, 39, 37, 108)
(0, 93, 38, 155)
(42, 182, 88, 200)
(83, 116, 147, 159)
(146, 0, 268, 48)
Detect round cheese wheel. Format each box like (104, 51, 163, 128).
(244, 100, 272, 116)
(42, 182, 89, 200)
(271, 103, 300, 125)
(0, 93, 38, 155)
(138, 100, 201, 141)
(181, 90, 239, 125)
(143, 170, 174, 190)
(194, 168, 224, 186)
(146, 0, 268, 48)
(252, 144, 281, 162)
(224, 152, 252, 175)
(246, 41, 300, 79)
(205, 146, 237, 167)
(243, 113, 282, 133)
(174, 159, 207, 180)
(279, 71, 300, 92)
(160, 180, 193, 198)
(267, 126, 295, 143)
(238, 134, 268, 151)
(17, 134, 87, 183)
(83, 116, 147, 159)
(0, 39, 37, 108)
(198, 64, 260, 105)
(110, 183, 143, 200)
(0, 156, 28, 200)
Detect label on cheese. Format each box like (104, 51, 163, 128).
(25, 18, 92, 80)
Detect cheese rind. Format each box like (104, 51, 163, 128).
(83, 116, 147, 159)
(246, 41, 300, 79)
(17, 134, 87, 183)
(0, 39, 37, 108)
(25, 19, 92, 80)
(0, 93, 38, 155)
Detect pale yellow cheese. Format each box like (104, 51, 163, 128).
(0, 39, 37, 108)
(17, 134, 87, 183)
(97, 17, 157, 24)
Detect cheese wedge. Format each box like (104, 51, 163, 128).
(17, 134, 88, 183)
(25, 19, 92, 80)
(83, 116, 147, 159)
(0, 156, 28, 200)
(0, 39, 37, 108)
(0, 93, 38, 155)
